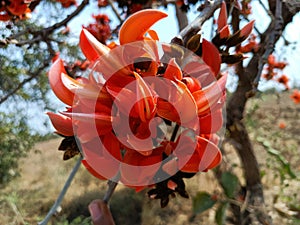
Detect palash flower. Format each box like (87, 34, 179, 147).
(290, 89, 300, 104)
(277, 74, 289, 90)
(0, 0, 32, 21)
(47, 9, 227, 203)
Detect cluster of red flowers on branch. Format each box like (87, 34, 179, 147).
(0, 0, 32, 21)
(263, 54, 289, 90)
(240, 0, 252, 16)
(212, 2, 255, 64)
(55, 0, 77, 8)
(47, 9, 231, 205)
(83, 14, 111, 44)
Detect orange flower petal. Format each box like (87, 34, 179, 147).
(219, 25, 230, 39)
(80, 28, 110, 61)
(217, 2, 228, 32)
(47, 112, 74, 136)
(163, 58, 183, 81)
(147, 29, 159, 41)
(133, 72, 156, 122)
(202, 38, 221, 76)
(81, 137, 120, 180)
(48, 59, 80, 106)
(121, 149, 162, 186)
(240, 20, 255, 38)
(192, 74, 227, 115)
(119, 9, 167, 44)
(198, 109, 223, 134)
(197, 136, 222, 171)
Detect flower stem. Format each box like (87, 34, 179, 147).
(37, 156, 82, 225)
(103, 173, 120, 204)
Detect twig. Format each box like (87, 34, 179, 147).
(103, 172, 120, 204)
(251, 0, 282, 92)
(258, 0, 273, 18)
(175, 0, 222, 45)
(0, 58, 51, 104)
(4, 0, 89, 46)
(107, 0, 123, 24)
(37, 156, 82, 225)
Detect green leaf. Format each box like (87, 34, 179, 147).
(192, 192, 217, 214)
(215, 202, 229, 225)
(221, 172, 239, 198)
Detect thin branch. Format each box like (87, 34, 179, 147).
(174, 0, 222, 45)
(107, 0, 123, 24)
(0, 59, 51, 104)
(37, 156, 82, 225)
(3, 0, 89, 47)
(174, 3, 188, 31)
(258, 0, 274, 19)
(251, 0, 283, 93)
(103, 181, 118, 204)
(103, 172, 120, 204)
(41, 0, 89, 35)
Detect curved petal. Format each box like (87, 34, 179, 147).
(163, 58, 183, 81)
(81, 137, 120, 180)
(197, 136, 222, 171)
(240, 20, 255, 38)
(156, 79, 197, 124)
(79, 28, 110, 61)
(217, 1, 228, 32)
(133, 72, 156, 122)
(198, 109, 223, 134)
(119, 9, 168, 44)
(47, 112, 74, 136)
(202, 38, 221, 76)
(192, 74, 227, 116)
(48, 59, 80, 106)
(120, 148, 162, 186)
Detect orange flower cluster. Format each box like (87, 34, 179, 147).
(240, 0, 252, 16)
(55, 0, 77, 8)
(83, 14, 111, 44)
(263, 54, 289, 90)
(290, 89, 300, 104)
(47, 9, 227, 204)
(0, 0, 31, 21)
(278, 121, 286, 129)
(97, 0, 108, 7)
(212, 2, 255, 64)
(237, 34, 259, 54)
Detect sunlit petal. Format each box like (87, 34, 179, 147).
(217, 1, 228, 32)
(47, 112, 74, 136)
(163, 58, 183, 81)
(202, 38, 221, 76)
(48, 59, 80, 106)
(119, 9, 167, 44)
(80, 28, 110, 61)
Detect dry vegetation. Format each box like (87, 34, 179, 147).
(0, 91, 299, 225)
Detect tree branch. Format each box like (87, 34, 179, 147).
(0, 58, 51, 104)
(2, 0, 89, 47)
(250, 0, 283, 95)
(175, 0, 222, 45)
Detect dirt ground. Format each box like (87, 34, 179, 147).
(0, 91, 299, 225)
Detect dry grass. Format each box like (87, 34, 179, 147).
(0, 91, 299, 225)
